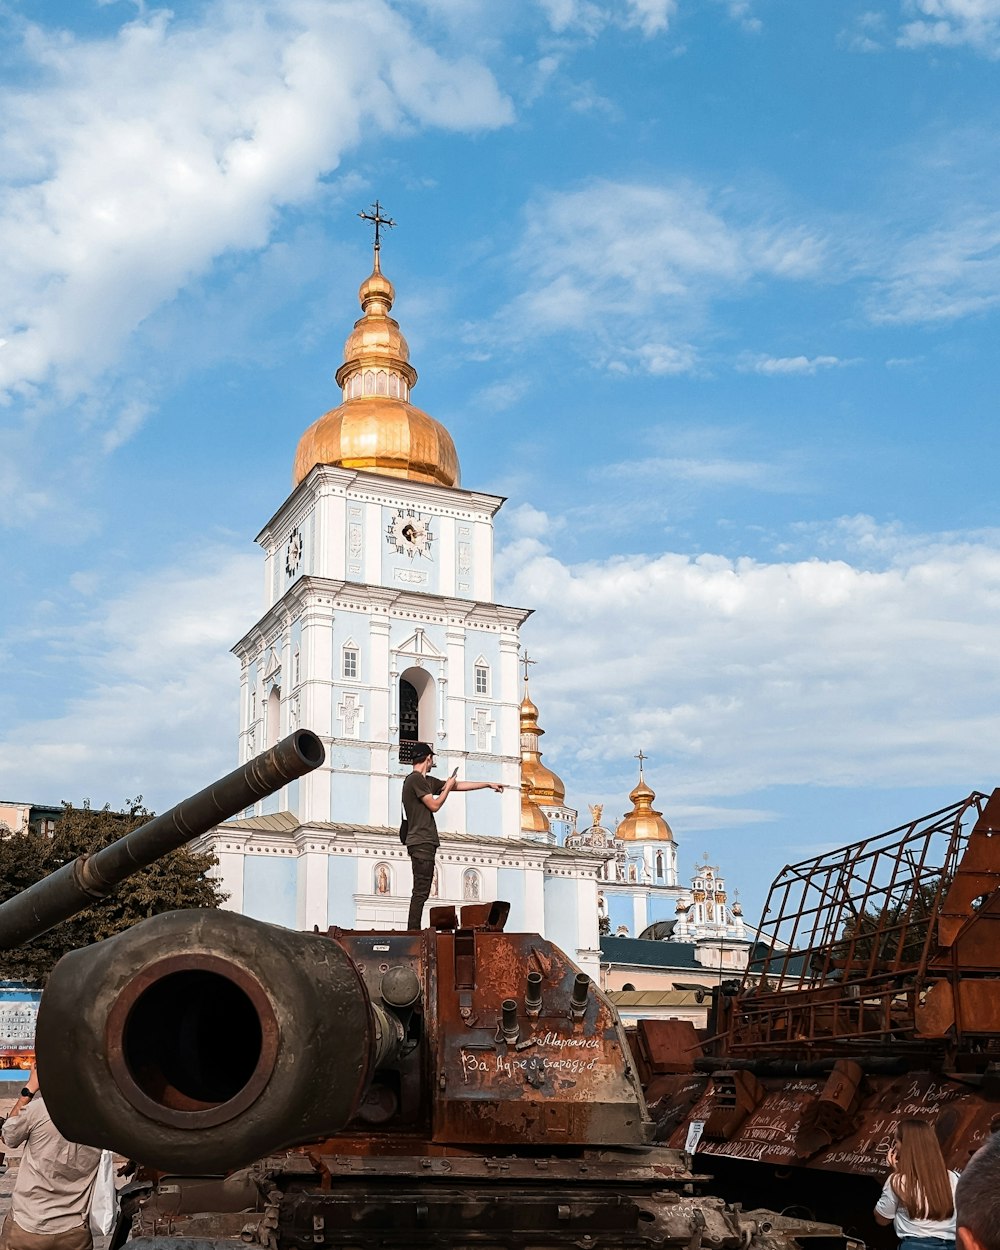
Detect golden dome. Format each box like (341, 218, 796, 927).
(519, 669, 566, 807)
(520, 778, 550, 836)
(616, 758, 673, 843)
(293, 250, 460, 488)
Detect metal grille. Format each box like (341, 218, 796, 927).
(726, 792, 990, 1056)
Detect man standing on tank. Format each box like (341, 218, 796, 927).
(402, 743, 503, 930)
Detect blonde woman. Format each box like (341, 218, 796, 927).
(875, 1119, 959, 1250)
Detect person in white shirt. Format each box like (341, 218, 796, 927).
(0, 1066, 102, 1250)
(875, 1118, 958, 1250)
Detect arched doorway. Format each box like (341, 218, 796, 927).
(398, 666, 435, 764)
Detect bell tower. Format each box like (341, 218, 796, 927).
(232, 206, 529, 838)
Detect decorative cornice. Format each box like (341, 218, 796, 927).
(256, 465, 506, 547)
(233, 576, 531, 658)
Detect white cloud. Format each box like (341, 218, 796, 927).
(497, 516, 1000, 802)
(839, 10, 889, 51)
(0, 546, 259, 806)
(867, 210, 1000, 322)
(898, 0, 1000, 55)
(607, 341, 699, 375)
(721, 1, 762, 33)
(625, 0, 678, 37)
(6, 515, 1000, 899)
(602, 454, 799, 491)
(537, 0, 759, 37)
(743, 354, 848, 375)
(0, 1, 512, 406)
(537, 0, 677, 37)
(501, 179, 824, 369)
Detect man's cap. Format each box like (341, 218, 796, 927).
(411, 742, 435, 762)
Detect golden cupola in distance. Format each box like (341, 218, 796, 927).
(293, 246, 460, 488)
(519, 672, 566, 809)
(520, 777, 550, 837)
(616, 757, 673, 842)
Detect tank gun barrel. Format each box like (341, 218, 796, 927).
(0, 729, 324, 949)
(38, 909, 390, 1173)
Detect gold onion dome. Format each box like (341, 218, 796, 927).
(521, 778, 550, 836)
(519, 674, 566, 807)
(615, 759, 673, 842)
(293, 249, 460, 488)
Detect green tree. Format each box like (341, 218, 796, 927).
(0, 798, 227, 985)
(829, 877, 943, 977)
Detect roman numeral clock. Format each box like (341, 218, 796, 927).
(386, 508, 433, 559)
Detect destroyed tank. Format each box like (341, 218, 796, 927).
(634, 788, 1000, 1247)
(0, 731, 854, 1250)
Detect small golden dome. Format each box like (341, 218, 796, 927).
(616, 757, 673, 843)
(520, 778, 550, 836)
(293, 250, 460, 489)
(519, 670, 566, 807)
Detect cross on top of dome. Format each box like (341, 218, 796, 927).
(358, 200, 396, 254)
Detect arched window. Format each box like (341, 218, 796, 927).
(656, 850, 664, 878)
(628, 864, 637, 883)
(374, 863, 392, 896)
(266, 686, 280, 749)
(399, 666, 435, 764)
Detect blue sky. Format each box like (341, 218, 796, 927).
(1, 0, 998, 923)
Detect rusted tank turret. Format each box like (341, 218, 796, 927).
(8, 726, 853, 1248)
(635, 788, 1000, 1245)
(35, 899, 854, 1248)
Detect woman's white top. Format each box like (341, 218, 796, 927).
(875, 1171, 959, 1240)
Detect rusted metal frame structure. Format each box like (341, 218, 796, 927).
(726, 792, 989, 1057)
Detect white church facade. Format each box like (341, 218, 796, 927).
(198, 217, 749, 978)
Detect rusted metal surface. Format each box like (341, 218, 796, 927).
(29, 886, 856, 1248)
(427, 921, 650, 1148)
(651, 1064, 1000, 1174)
(41, 899, 653, 1170)
(104, 950, 281, 1126)
(123, 1153, 857, 1250)
(630, 787, 1000, 1244)
(723, 790, 995, 1060)
(38, 909, 377, 1173)
(0, 727, 859, 1248)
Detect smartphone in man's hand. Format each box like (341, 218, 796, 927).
(450, 768, 459, 779)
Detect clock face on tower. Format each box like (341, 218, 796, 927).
(285, 528, 303, 577)
(386, 509, 433, 559)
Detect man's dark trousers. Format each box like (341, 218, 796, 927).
(408, 848, 436, 929)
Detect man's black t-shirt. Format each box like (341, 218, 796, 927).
(401, 771, 446, 849)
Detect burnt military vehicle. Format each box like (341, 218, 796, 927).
(634, 789, 1000, 1246)
(0, 729, 853, 1250)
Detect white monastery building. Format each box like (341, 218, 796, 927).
(198, 221, 747, 978)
